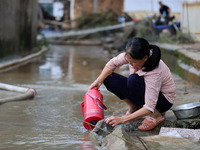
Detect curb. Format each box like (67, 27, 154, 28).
(0, 46, 49, 72)
(156, 43, 200, 85)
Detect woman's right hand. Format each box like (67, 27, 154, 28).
(89, 80, 102, 90)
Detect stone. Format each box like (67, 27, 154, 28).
(97, 117, 200, 149)
(141, 135, 200, 150)
(101, 126, 144, 150)
(159, 127, 200, 142)
(101, 126, 127, 150)
(92, 119, 114, 137)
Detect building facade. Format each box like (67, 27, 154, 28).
(0, 0, 38, 58)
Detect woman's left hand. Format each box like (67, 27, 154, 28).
(104, 116, 126, 127)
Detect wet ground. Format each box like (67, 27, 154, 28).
(0, 45, 112, 150)
(0, 44, 200, 149)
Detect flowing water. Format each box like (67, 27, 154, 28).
(0, 45, 128, 150)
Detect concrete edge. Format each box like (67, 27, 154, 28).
(0, 46, 49, 72)
(48, 40, 102, 46)
(155, 43, 200, 85)
(156, 43, 200, 62)
(93, 119, 200, 149)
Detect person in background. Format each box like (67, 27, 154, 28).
(159, 1, 175, 24)
(89, 37, 176, 131)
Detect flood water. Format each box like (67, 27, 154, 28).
(0, 45, 128, 150)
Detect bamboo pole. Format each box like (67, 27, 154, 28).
(0, 83, 28, 93)
(37, 21, 135, 40)
(0, 92, 34, 104)
(0, 83, 37, 105)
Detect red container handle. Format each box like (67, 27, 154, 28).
(86, 93, 107, 110)
(81, 102, 84, 116)
(91, 87, 107, 109)
(95, 98, 107, 110)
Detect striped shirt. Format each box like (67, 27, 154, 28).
(105, 52, 176, 112)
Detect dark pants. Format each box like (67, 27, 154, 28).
(103, 73, 172, 113)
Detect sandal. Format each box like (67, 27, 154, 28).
(138, 116, 165, 131)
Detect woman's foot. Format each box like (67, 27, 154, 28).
(125, 107, 134, 116)
(125, 104, 140, 116)
(139, 109, 165, 131)
(123, 99, 140, 116)
(138, 116, 165, 131)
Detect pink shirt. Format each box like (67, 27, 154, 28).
(105, 52, 176, 112)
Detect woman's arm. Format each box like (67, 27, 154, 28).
(105, 107, 151, 127)
(124, 107, 151, 123)
(89, 52, 128, 90)
(89, 66, 113, 90)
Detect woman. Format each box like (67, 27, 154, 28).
(89, 37, 176, 131)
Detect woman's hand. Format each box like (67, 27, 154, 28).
(89, 66, 113, 90)
(89, 80, 102, 90)
(104, 116, 126, 127)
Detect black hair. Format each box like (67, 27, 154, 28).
(125, 37, 161, 72)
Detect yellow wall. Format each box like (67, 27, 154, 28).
(182, 1, 200, 41)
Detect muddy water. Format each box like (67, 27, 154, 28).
(0, 45, 126, 150)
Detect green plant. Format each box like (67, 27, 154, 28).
(176, 32, 194, 44)
(76, 11, 118, 29)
